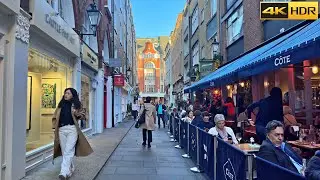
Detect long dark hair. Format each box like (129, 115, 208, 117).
(58, 88, 82, 109)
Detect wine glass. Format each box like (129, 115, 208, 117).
(236, 133, 242, 143)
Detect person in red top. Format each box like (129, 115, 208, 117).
(224, 97, 236, 121)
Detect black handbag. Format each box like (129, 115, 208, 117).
(135, 105, 146, 128)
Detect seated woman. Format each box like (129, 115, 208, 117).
(208, 114, 238, 144)
(283, 105, 299, 141)
(184, 110, 194, 123)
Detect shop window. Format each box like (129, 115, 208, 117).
(226, 6, 243, 45)
(26, 49, 72, 152)
(81, 74, 91, 130)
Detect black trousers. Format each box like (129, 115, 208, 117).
(142, 129, 152, 144)
(157, 114, 165, 127)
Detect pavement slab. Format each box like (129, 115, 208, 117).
(22, 119, 134, 180)
(95, 126, 209, 180)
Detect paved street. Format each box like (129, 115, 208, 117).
(95, 126, 208, 180)
(23, 119, 134, 180)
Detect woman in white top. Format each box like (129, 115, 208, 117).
(208, 114, 238, 144)
(132, 99, 139, 121)
(184, 111, 194, 123)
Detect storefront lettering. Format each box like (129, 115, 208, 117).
(45, 14, 75, 44)
(274, 55, 291, 67)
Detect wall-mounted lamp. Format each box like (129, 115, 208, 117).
(264, 81, 269, 87)
(312, 66, 318, 74)
(226, 85, 231, 90)
(78, 2, 102, 37)
(239, 82, 245, 87)
(214, 90, 219, 94)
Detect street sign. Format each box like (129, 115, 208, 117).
(108, 58, 122, 67)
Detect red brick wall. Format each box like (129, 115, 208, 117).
(243, 0, 263, 52)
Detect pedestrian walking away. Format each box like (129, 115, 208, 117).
(139, 96, 156, 148)
(132, 99, 139, 121)
(52, 88, 93, 180)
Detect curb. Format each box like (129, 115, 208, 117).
(92, 120, 135, 180)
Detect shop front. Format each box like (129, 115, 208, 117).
(80, 43, 99, 134)
(114, 74, 125, 124)
(25, 0, 80, 171)
(184, 20, 320, 126)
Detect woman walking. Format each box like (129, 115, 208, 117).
(139, 96, 156, 148)
(52, 88, 93, 179)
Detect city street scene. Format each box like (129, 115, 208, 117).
(1, 0, 320, 180)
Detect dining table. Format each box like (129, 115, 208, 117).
(235, 143, 260, 153)
(287, 140, 320, 151)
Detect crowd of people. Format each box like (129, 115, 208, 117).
(134, 87, 320, 180)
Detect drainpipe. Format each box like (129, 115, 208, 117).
(111, 0, 115, 127)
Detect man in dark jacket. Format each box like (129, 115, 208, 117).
(305, 150, 320, 180)
(258, 120, 303, 174)
(156, 100, 167, 128)
(246, 87, 284, 142)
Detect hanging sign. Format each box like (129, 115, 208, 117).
(114, 74, 125, 86)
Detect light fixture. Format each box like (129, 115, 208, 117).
(79, 2, 102, 37)
(214, 90, 219, 94)
(312, 66, 318, 74)
(227, 85, 231, 90)
(239, 82, 245, 87)
(126, 67, 131, 76)
(264, 81, 269, 87)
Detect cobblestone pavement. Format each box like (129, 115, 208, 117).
(95, 126, 209, 180)
(23, 119, 134, 180)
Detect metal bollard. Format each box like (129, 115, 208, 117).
(170, 116, 175, 141)
(175, 119, 182, 149)
(213, 136, 218, 180)
(247, 155, 254, 180)
(182, 122, 190, 158)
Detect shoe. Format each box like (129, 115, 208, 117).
(59, 174, 67, 180)
(148, 144, 151, 148)
(142, 142, 146, 146)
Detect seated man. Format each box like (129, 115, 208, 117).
(258, 120, 303, 174)
(197, 111, 214, 132)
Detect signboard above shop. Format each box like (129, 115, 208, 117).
(30, 0, 80, 56)
(109, 58, 122, 67)
(82, 43, 98, 71)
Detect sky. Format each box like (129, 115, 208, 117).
(131, 0, 186, 38)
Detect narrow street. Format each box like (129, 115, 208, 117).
(95, 126, 208, 180)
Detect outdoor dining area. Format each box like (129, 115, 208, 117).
(166, 109, 319, 180)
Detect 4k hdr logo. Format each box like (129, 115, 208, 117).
(260, 2, 318, 20)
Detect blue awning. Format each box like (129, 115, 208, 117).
(184, 20, 320, 93)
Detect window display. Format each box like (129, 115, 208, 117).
(81, 74, 91, 130)
(26, 48, 72, 152)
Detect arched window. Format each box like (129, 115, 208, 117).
(144, 62, 155, 69)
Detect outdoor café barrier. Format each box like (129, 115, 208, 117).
(168, 116, 308, 180)
(216, 138, 246, 180)
(256, 156, 306, 180)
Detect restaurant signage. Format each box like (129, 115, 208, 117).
(114, 74, 125, 86)
(274, 55, 291, 66)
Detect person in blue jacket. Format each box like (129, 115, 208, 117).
(305, 150, 320, 180)
(246, 87, 284, 143)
